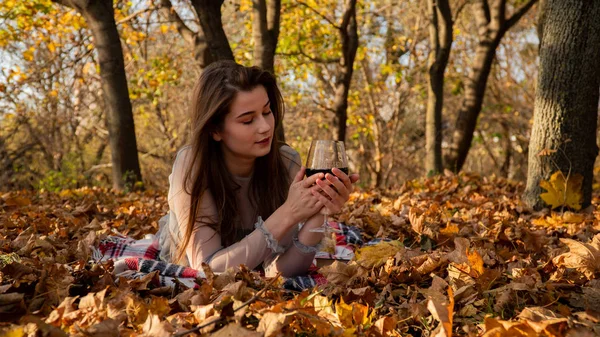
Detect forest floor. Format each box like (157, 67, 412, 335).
(1, 171, 600, 336)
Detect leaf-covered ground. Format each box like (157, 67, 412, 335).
(2, 172, 600, 336)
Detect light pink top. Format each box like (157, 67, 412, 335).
(159, 145, 315, 277)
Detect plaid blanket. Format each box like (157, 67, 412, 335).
(94, 222, 363, 291)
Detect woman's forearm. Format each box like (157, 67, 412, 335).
(297, 213, 325, 246)
(267, 213, 325, 277)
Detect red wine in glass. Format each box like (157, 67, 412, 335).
(305, 167, 349, 178)
(305, 140, 349, 233)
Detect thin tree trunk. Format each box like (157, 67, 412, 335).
(425, 0, 452, 174)
(333, 0, 358, 143)
(444, 0, 537, 172)
(500, 122, 511, 177)
(190, 0, 234, 61)
(523, 0, 600, 209)
(252, 0, 285, 142)
(159, 0, 213, 68)
(252, 0, 280, 74)
(53, 0, 142, 191)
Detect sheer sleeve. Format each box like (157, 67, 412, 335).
(168, 147, 275, 272)
(263, 145, 320, 277)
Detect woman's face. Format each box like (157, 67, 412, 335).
(213, 85, 275, 161)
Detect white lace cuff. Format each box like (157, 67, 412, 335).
(255, 216, 285, 254)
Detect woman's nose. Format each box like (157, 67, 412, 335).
(257, 115, 271, 134)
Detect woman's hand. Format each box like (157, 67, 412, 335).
(284, 166, 325, 224)
(311, 168, 359, 214)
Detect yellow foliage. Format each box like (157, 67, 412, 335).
(539, 171, 583, 210)
(22, 47, 34, 61)
(0, 327, 25, 337)
(335, 298, 372, 328)
(354, 240, 404, 269)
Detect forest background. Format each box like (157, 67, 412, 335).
(4, 0, 600, 336)
(0, 0, 547, 193)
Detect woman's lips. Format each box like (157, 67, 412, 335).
(256, 137, 270, 145)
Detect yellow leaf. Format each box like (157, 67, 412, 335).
(440, 223, 459, 236)
(160, 24, 169, 34)
(47, 42, 56, 53)
(539, 171, 583, 210)
(0, 327, 25, 337)
(354, 240, 405, 268)
(335, 298, 354, 327)
(22, 48, 34, 61)
(467, 249, 485, 277)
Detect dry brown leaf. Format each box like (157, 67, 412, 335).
(553, 234, 600, 279)
(0, 293, 26, 318)
(426, 286, 454, 337)
(482, 317, 537, 337)
(142, 314, 175, 337)
(212, 323, 262, 337)
(84, 319, 120, 337)
(319, 260, 361, 285)
(257, 311, 295, 337)
(373, 316, 398, 336)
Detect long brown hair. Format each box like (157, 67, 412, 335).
(176, 60, 290, 263)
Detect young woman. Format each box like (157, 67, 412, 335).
(157, 61, 359, 277)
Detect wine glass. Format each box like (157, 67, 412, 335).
(305, 140, 349, 233)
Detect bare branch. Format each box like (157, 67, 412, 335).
(116, 6, 156, 25)
(472, 0, 491, 38)
(452, 0, 470, 22)
(158, 0, 197, 44)
(504, 0, 538, 31)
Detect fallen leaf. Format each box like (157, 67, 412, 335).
(553, 234, 600, 279)
(540, 171, 583, 210)
(85, 318, 120, 337)
(212, 323, 262, 337)
(319, 261, 361, 285)
(142, 314, 174, 337)
(257, 312, 294, 337)
(354, 240, 405, 268)
(426, 286, 454, 337)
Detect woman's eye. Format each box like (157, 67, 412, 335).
(263, 110, 272, 116)
(242, 119, 253, 125)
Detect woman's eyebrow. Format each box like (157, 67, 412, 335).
(236, 100, 270, 119)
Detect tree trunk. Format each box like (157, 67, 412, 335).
(53, 0, 142, 191)
(444, 0, 537, 172)
(252, 0, 285, 142)
(333, 0, 358, 143)
(190, 0, 234, 61)
(425, 0, 452, 174)
(159, 0, 213, 68)
(252, 0, 280, 74)
(523, 0, 600, 210)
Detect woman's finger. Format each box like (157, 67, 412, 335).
(316, 179, 344, 204)
(311, 189, 339, 213)
(332, 168, 351, 187)
(293, 166, 306, 183)
(349, 173, 360, 184)
(303, 172, 325, 188)
(325, 173, 348, 200)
